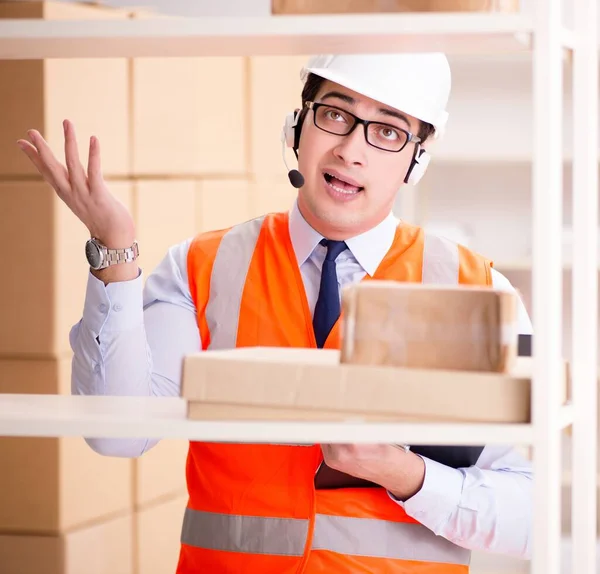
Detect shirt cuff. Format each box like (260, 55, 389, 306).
(388, 457, 464, 529)
(82, 269, 144, 336)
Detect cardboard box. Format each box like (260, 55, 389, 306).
(0, 1, 130, 178)
(249, 56, 308, 179)
(249, 177, 298, 218)
(0, 513, 134, 574)
(134, 441, 188, 510)
(271, 0, 519, 14)
(133, 180, 197, 274)
(131, 56, 247, 176)
(0, 181, 132, 356)
(196, 179, 252, 233)
(0, 180, 132, 357)
(0, 358, 133, 534)
(136, 495, 187, 574)
(181, 347, 567, 424)
(341, 282, 518, 372)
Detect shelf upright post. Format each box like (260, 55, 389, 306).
(571, 0, 599, 571)
(531, 0, 565, 572)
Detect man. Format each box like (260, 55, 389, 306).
(18, 52, 533, 573)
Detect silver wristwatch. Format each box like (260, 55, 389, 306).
(85, 237, 139, 271)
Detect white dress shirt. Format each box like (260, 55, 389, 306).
(70, 201, 533, 560)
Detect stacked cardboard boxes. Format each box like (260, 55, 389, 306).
(0, 2, 136, 572)
(0, 514, 134, 574)
(0, 360, 134, 573)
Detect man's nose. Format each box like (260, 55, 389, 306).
(333, 125, 368, 167)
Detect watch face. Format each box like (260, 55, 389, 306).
(85, 240, 102, 269)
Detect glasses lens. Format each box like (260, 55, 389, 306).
(367, 123, 408, 152)
(314, 105, 355, 135)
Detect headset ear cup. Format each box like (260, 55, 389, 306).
(283, 111, 297, 148)
(405, 148, 431, 186)
(293, 110, 304, 153)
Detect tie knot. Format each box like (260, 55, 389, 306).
(320, 238, 347, 262)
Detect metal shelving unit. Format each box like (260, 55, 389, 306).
(0, 3, 597, 573)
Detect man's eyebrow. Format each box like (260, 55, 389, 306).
(377, 108, 412, 128)
(320, 91, 411, 128)
(320, 91, 355, 105)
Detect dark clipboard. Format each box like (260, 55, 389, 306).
(314, 334, 532, 489)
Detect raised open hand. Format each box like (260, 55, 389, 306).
(17, 119, 135, 249)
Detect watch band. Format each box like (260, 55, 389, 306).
(101, 242, 139, 268)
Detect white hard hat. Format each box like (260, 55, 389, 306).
(301, 53, 451, 139)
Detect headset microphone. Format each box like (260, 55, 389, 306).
(280, 130, 305, 188)
(287, 169, 305, 189)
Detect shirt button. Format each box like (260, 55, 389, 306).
(94, 363, 101, 375)
(113, 303, 122, 312)
(98, 304, 107, 313)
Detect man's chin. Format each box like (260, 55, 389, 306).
(312, 207, 367, 234)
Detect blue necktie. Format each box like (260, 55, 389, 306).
(313, 239, 348, 348)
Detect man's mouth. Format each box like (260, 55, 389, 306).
(323, 172, 364, 195)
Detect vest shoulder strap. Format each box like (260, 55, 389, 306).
(188, 215, 271, 349)
(422, 231, 492, 286)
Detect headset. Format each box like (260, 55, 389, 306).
(280, 109, 431, 189)
(280, 110, 305, 188)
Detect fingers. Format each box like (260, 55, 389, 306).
(63, 119, 88, 192)
(16, 139, 47, 176)
(17, 131, 70, 194)
(17, 122, 100, 200)
(87, 135, 103, 191)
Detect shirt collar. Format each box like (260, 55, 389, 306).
(288, 200, 399, 276)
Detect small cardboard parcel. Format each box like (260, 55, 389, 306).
(182, 282, 567, 424)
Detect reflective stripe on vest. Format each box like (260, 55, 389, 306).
(421, 233, 459, 284)
(206, 219, 460, 350)
(181, 508, 308, 556)
(206, 216, 266, 350)
(181, 508, 470, 565)
(312, 513, 470, 564)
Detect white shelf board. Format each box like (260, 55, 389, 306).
(0, 393, 543, 445)
(493, 260, 600, 271)
(0, 13, 534, 59)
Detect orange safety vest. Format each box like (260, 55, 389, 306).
(177, 212, 492, 574)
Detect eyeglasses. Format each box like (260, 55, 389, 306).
(305, 101, 421, 153)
